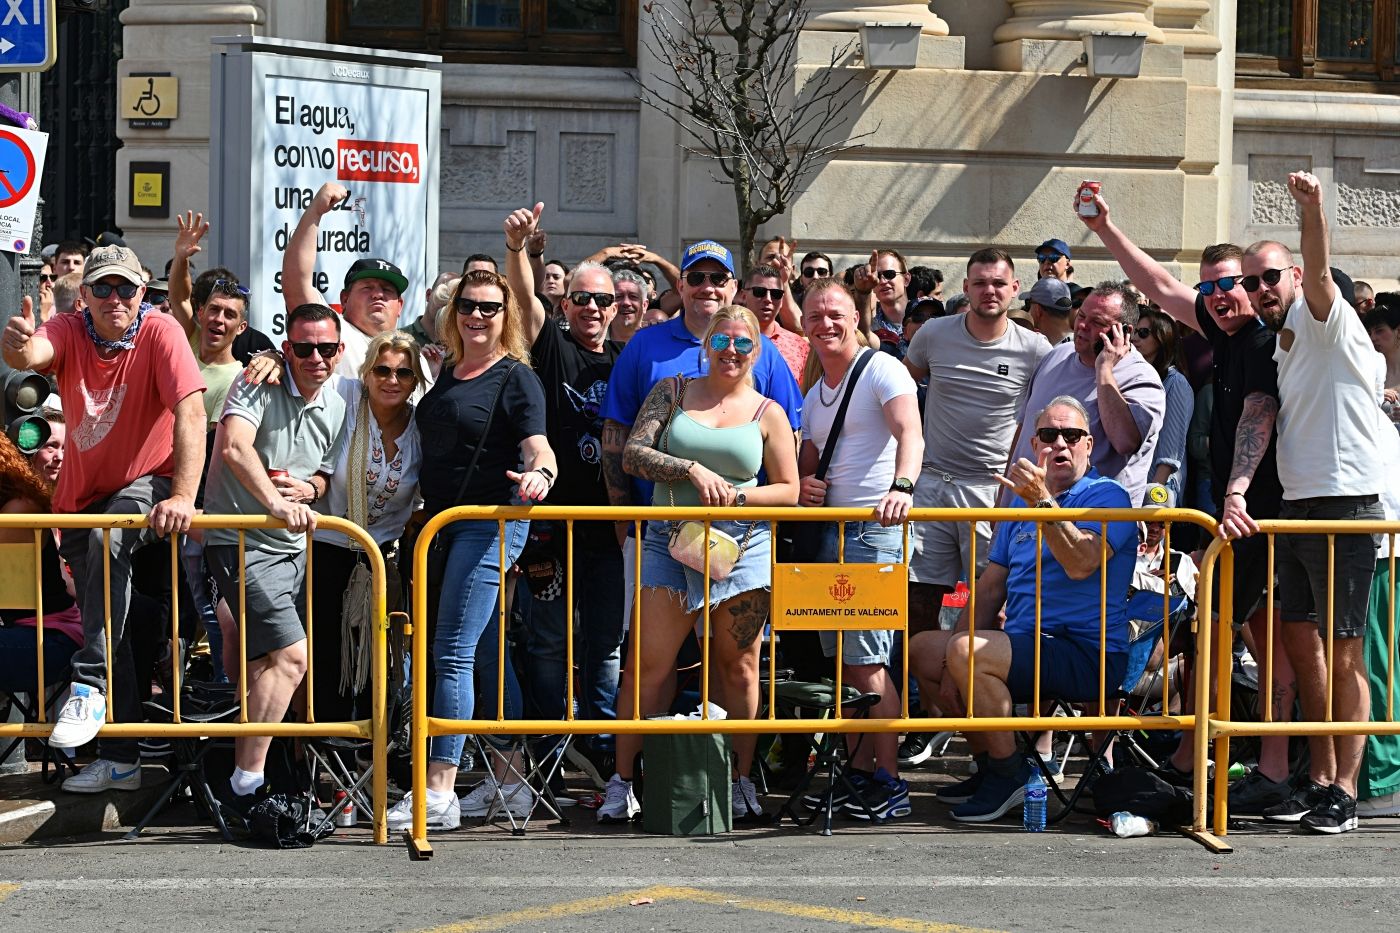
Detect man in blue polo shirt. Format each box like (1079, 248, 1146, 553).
(909, 395, 1136, 823)
(600, 239, 803, 540)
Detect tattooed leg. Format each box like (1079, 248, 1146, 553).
(712, 589, 770, 777)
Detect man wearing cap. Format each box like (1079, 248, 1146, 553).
(2, 244, 206, 788)
(1035, 239, 1074, 282)
(283, 182, 426, 382)
(1021, 277, 1074, 345)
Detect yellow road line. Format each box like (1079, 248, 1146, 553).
(414, 883, 1003, 933)
(0, 882, 19, 905)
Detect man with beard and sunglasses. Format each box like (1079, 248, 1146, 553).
(503, 203, 629, 753)
(1077, 191, 1298, 814)
(740, 263, 808, 381)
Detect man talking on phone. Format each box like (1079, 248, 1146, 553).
(1003, 281, 1164, 506)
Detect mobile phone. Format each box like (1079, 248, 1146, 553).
(1093, 338, 1105, 354)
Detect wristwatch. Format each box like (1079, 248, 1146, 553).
(1034, 497, 1057, 509)
(889, 477, 914, 495)
(735, 490, 747, 507)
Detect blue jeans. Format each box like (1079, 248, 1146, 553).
(429, 519, 529, 766)
(814, 521, 905, 665)
(525, 541, 625, 723)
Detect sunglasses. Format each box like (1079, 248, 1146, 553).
(371, 364, 417, 382)
(38, 274, 54, 284)
(1241, 267, 1291, 293)
(748, 286, 784, 301)
(290, 341, 340, 359)
(876, 269, 902, 281)
(1133, 327, 1153, 339)
(88, 282, 140, 300)
(568, 290, 616, 308)
(1035, 426, 1090, 445)
(1194, 276, 1239, 296)
(708, 333, 755, 355)
(213, 278, 251, 296)
(455, 298, 504, 317)
(1036, 252, 1065, 264)
(685, 270, 730, 288)
(801, 267, 830, 278)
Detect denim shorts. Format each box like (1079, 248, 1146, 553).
(640, 518, 772, 613)
(812, 521, 906, 666)
(1277, 495, 1382, 640)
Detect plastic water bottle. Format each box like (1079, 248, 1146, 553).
(1023, 767, 1047, 832)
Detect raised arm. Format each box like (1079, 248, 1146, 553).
(1077, 190, 1201, 333)
(503, 202, 548, 345)
(1094, 322, 1146, 456)
(169, 210, 208, 339)
(1287, 171, 1336, 323)
(282, 182, 347, 310)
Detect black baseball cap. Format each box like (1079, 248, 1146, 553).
(343, 258, 408, 295)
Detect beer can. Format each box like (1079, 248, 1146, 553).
(1077, 180, 1102, 218)
(334, 790, 357, 827)
(267, 469, 289, 480)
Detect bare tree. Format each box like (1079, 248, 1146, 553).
(636, 0, 872, 270)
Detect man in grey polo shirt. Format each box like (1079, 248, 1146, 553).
(203, 302, 348, 809)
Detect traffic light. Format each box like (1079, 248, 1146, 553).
(2, 370, 51, 455)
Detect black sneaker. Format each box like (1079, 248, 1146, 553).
(212, 778, 263, 826)
(897, 732, 935, 767)
(1228, 767, 1292, 814)
(1300, 784, 1359, 835)
(800, 768, 871, 810)
(1262, 779, 1330, 824)
(843, 768, 911, 820)
(935, 768, 985, 806)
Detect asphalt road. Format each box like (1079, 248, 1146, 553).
(5, 813, 1400, 932)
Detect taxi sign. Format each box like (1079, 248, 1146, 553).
(0, 0, 56, 73)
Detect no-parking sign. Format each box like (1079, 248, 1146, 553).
(0, 126, 47, 254)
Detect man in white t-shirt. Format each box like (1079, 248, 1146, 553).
(904, 248, 1049, 640)
(798, 277, 923, 822)
(1229, 171, 1391, 835)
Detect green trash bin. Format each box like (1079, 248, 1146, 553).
(641, 730, 733, 835)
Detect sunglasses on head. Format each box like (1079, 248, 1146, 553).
(289, 341, 340, 359)
(1036, 251, 1065, 264)
(801, 267, 830, 278)
(708, 333, 755, 355)
(1241, 267, 1292, 292)
(213, 278, 251, 297)
(685, 270, 730, 288)
(88, 281, 141, 300)
(876, 269, 902, 281)
(455, 298, 504, 317)
(371, 364, 416, 382)
(1035, 426, 1090, 445)
(748, 286, 784, 301)
(568, 290, 616, 308)
(1195, 276, 1239, 296)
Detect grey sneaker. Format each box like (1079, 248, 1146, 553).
(1228, 767, 1292, 814)
(1262, 779, 1329, 824)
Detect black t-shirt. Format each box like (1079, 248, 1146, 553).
(232, 327, 277, 366)
(1195, 296, 1283, 517)
(416, 357, 547, 515)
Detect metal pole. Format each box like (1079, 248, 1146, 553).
(0, 75, 25, 382)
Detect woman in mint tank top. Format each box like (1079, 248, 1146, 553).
(611, 305, 800, 822)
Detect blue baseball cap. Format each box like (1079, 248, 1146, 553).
(680, 240, 736, 276)
(1036, 238, 1072, 261)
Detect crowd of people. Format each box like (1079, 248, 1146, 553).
(3, 169, 1399, 839)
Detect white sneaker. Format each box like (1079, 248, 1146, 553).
(386, 791, 461, 833)
(732, 775, 764, 818)
(460, 775, 503, 817)
(61, 758, 141, 794)
(1357, 791, 1400, 818)
(490, 782, 536, 820)
(597, 774, 640, 824)
(49, 683, 106, 749)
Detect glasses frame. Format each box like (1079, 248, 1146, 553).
(1194, 276, 1239, 296)
(685, 270, 730, 288)
(801, 267, 831, 279)
(567, 290, 617, 308)
(289, 341, 341, 359)
(748, 286, 785, 301)
(88, 281, 141, 300)
(455, 298, 504, 318)
(1240, 267, 1292, 293)
(371, 364, 417, 382)
(1035, 426, 1090, 445)
(708, 333, 756, 355)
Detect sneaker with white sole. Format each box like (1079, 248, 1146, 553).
(489, 782, 536, 820)
(732, 775, 764, 819)
(597, 774, 640, 824)
(61, 758, 140, 794)
(49, 683, 106, 749)
(1357, 791, 1400, 818)
(386, 791, 461, 833)
(459, 775, 503, 817)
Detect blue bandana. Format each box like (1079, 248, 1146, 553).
(83, 302, 152, 352)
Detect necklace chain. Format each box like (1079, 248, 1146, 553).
(817, 350, 862, 407)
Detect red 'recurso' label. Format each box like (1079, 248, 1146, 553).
(336, 139, 421, 184)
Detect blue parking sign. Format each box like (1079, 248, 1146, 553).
(0, 0, 55, 73)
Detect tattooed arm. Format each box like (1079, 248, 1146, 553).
(621, 378, 694, 484)
(600, 417, 635, 546)
(1218, 391, 1278, 540)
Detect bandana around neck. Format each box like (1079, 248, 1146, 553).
(83, 303, 150, 351)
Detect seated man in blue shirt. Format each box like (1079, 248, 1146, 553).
(910, 395, 1137, 822)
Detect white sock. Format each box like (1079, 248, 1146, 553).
(426, 787, 454, 805)
(230, 767, 263, 796)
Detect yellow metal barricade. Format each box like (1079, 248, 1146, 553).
(0, 514, 391, 844)
(407, 505, 1217, 858)
(1196, 519, 1400, 842)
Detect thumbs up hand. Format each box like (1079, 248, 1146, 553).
(3, 296, 36, 364)
(504, 202, 545, 252)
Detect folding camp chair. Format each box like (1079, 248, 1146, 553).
(774, 683, 883, 835)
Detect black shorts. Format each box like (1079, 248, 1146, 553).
(1276, 495, 1382, 640)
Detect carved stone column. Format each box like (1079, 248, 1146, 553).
(1153, 0, 1222, 54)
(993, 1, 1164, 45)
(804, 0, 950, 36)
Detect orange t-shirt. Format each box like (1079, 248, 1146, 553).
(37, 311, 206, 513)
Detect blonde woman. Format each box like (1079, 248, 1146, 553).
(386, 269, 558, 833)
(602, 305, 799, 823)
